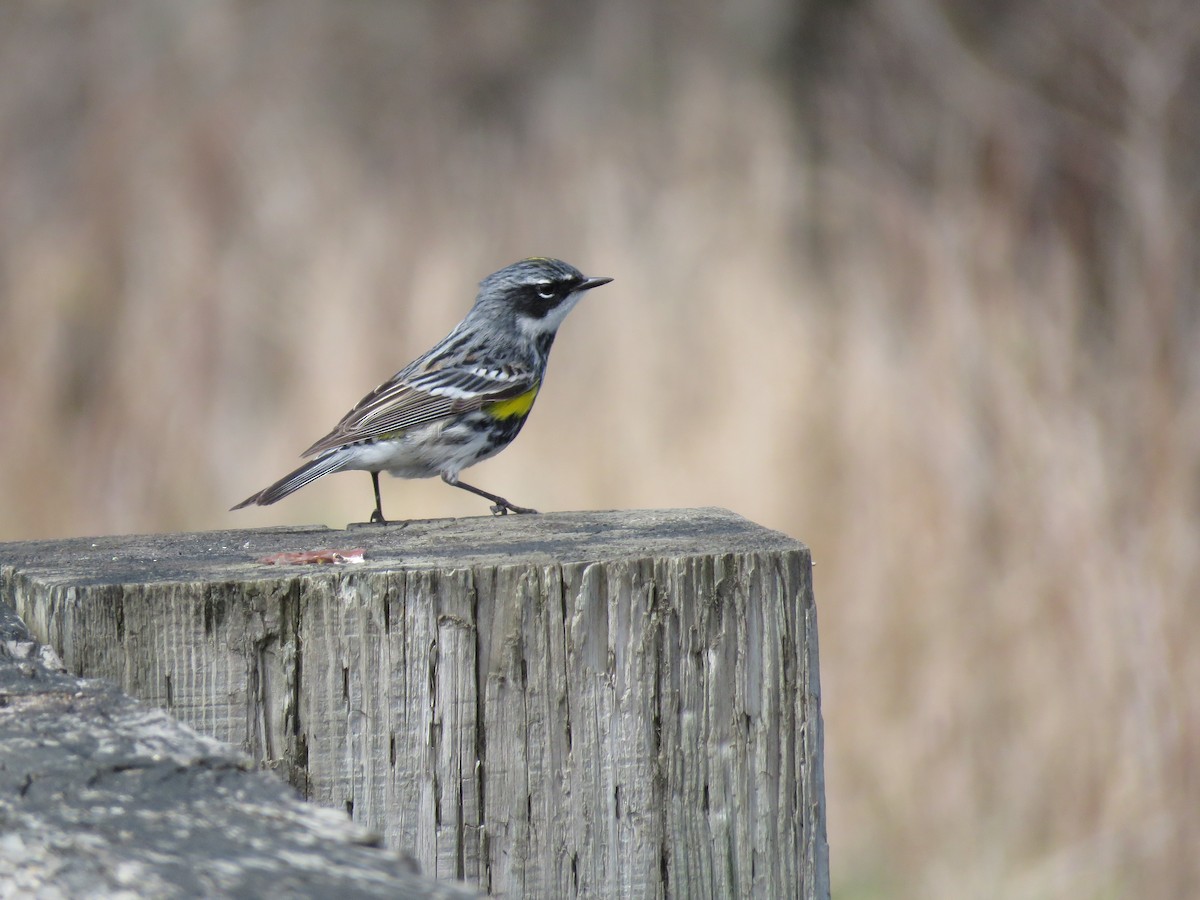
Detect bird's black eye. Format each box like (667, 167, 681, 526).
(536, 284, 557, 300)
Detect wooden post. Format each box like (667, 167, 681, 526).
(1, 508, 829, 898)
(0, 591, 478, 897)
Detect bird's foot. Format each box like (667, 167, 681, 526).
(490, 499, 538, 516)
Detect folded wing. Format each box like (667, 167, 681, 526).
(301, 363, 537, 457)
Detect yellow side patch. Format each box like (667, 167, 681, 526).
(486, 385, 540, 420)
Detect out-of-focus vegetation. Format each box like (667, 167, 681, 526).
(1, 1, 1197, 896)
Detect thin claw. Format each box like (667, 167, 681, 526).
(369, 472, 387, 525)
(490, 498, 537, 516)
(444, 475, 538, 515)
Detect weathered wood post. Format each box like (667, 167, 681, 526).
(1, 508, 829, 898)
(0, 602, 479, 897)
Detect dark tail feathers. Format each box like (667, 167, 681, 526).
(230, 452, 346, 510)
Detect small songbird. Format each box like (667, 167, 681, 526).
(232, 257, 612, 523)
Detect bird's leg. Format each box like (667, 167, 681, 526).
(442, 474, 538, 515)
(369, 472, 388, 524)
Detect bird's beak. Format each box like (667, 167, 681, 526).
(580, 276, 613, 291)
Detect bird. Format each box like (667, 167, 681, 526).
(232, 257, 612, 524)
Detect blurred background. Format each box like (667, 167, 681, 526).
(2, 1, 1197, 896)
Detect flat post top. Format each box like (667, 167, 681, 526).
(0, 508, 806, 588)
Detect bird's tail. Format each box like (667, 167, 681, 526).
(231, 452, 348, 510)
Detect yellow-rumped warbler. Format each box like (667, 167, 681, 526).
(232, 258, 612, 523)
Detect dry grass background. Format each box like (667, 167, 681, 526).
(2, 1, 1198, 896)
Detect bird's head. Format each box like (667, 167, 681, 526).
(474, 257, 612, 339)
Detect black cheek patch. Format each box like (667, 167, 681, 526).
(514, 286, 558, 319)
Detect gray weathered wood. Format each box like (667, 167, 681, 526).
(1, 508, 829, 898)
(0, 601, 478, 898)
